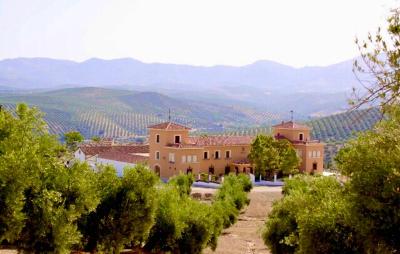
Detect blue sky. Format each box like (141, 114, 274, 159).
(0, 0, 397, 67)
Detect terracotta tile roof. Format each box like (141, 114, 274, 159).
(97, 150, 148, 164)
(110, 145, 149, 154)
(79, 144, 149, 156)
(148, 122, 191, 130)
(79, 146, 112, 156)
(272, 121, 310, 130)
(186, 136, 253, 147)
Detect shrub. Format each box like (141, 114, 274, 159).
(79, 165, 158, 253)
(168, 173, 194, 197)
(262, 175, 360, 254)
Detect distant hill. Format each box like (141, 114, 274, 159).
(0, 57, 363, 117)
(0, 87, 280, 138)
(307, 107, 382, 142)
(220, 107, 381, 141)
(0, 57, 358, 93)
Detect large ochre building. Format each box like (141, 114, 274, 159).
(148, 121, 324, 179)
(148, 122, 253, 179)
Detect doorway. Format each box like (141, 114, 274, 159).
(154, 165, 160, 176)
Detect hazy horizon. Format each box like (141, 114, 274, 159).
(0, 0, 397, 68)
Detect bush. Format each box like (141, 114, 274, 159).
(262, 175, 361, 254)
(145, 173, 251, 254)
(144, 185, 186, 252)
(216, 174, 250, 211)
(79, 165, 158, 253)
(168, 173, 194, 197)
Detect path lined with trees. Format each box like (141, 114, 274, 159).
(205, 187, 282, 254)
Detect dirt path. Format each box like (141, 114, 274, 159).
(204, 186, 282, 254)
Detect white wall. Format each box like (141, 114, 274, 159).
(96, 157, 137, 176)
(74, 148, 86, 161)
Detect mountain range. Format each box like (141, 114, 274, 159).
(0, 57, 364, 117)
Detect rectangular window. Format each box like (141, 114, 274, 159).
(182, 155, 186, 163)
(155, 151, 160, 160)
(193, 155, 197, 162)
(156, 134, 160, 143)
(169, 153, 175, 163)
(204, 151, 209, 159)
(187, 155, 192, 163)
(174, 135, 181, 144)
(299, 133, 304, 141)
(225, 150, 231, 159)
(215, 151, 220, 159)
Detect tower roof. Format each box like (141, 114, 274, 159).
(147, 121, 191, 130)
(272, 121, 310, 130)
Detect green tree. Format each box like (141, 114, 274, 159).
(64, 131, 84, 151)
(248, 134, 279, 179)
(80, 164, 158, 253)
(335, 106, 400, 252)
(145, 173, 252, 254)
(275, 139, 300, 176)
(249, 134, 300, 179)
(0, 104, 48, 243)
(144, 185, 186, 252)
(0, 104, 99, 253)
(263, 175, 361, 254)
(168, 173, 195, 197)
(17, 162, 99, 254)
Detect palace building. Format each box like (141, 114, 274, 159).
(148, 122, 253, 179)
(75, 120, 324, 179)
(147, 121, 324, 179)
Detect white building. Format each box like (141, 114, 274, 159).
(74, 143, 149, 176)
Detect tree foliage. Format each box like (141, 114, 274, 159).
(79, 165, 158, 253)
(64, 131, 84, 151)
(353, 8, 400, 110)
(145, 173, 252, 254)
(335, 106, 400, 252)
(263, 175, 361, 254)
(248, 134, 300, 178)
(0, 104, 99, 253)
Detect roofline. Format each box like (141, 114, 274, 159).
(148, 128, 191, 131)
(147, 121, 191, 130)
(272, 126, 311, 130)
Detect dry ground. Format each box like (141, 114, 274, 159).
(204, 186, 283, 254)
